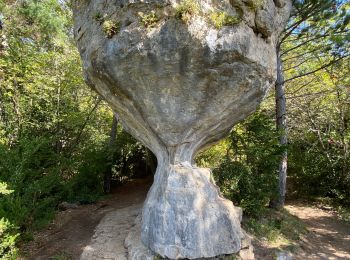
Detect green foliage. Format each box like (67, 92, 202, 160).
(18, 0, 69, 36)
(93, 12, 104, 24)
(175, 0, 199, 22)
(337, 205, 350, 224)
(0, 182, 13, 195)
(196, 139, 230, 168)
(244, 0, 264, 11)
(275, 0, 350, 207)
(0, 218, 18, 259)
(0, 0, 349, 256)
(111, 130, 156, 180)
(286, 59, 350, 204)
(0, 1, 154, 255)
(0, 182, 18, 259)
(0, 138, 65, 230)
(210, 11, 240, 29)
(201, 111, 283, 216)
(102, 20, 120, 38)
(139, 11, 160, 28)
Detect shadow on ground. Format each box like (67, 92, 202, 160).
(21, 178, 152, 260)
(254, 203, 350, 260)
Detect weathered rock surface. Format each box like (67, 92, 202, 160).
(142, 163, 243, 258)
(125, 215, 155, 260)
(126, 214, 255, 260)
(80, 204, 142, 260)
(73, 0, 291, 258)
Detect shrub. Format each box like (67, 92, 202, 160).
(93, 12, 104, 23)
(139, 11, 160, 28)
(175, 0, 199, 22)
(206, 111, 283, 216)
(244, 0, 264, 11)
(102, 20, 120, 38)
(210, 11, 240, 29)
(0, 183, 18, 259)
(0, 218, 18, 259)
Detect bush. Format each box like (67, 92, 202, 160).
(102, 20, 120, 38)
(210, 11, 240, 29)
(0, 137, 66, 231)
(139, 11, 160, 28)
(64, 145, 106, 204)
(204, 111, 283, 216)
(0, 128, 154, 251)
(288, 137, 350, 204)
(0, 183, 19, 259)
(175, 0, 199, 22)
(0, 218, 18, 259)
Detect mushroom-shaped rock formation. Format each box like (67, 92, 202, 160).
(73, 0, 291, 258)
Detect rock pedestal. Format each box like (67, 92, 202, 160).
(142, 162, 242, 258)
(73, 0, 291, 258)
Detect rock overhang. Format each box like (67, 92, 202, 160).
(74, 0, 291, 161)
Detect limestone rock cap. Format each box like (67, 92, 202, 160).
(73, 0, 291, 162)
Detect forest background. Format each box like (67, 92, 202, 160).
(0, 0, 349, 258)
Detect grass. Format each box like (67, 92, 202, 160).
(243, 208, 307, 249)
(102, 20, 120, 38)
(139, 11, 160, 28)
(175, 0, 199, 22)
(337, 205, 350, 223)
(92, 12, 104, 23)
(210, 11, 241, 29)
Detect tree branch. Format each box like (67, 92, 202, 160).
(69, 97, 103, 152)
(284, 55, 350, 83)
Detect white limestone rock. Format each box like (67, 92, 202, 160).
(73, 0, 291, 258)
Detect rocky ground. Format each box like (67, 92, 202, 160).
(20, 179, 350, 260)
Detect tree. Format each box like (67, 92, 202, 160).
(104, 113, 119, 193)
(0, 0, 113, 244)
(286, 57, 350, 203)
(273, 0, 349, 209)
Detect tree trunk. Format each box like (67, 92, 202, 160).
(103, 113, 119, 193)
(272, 46, 288, 209)
(0, 88, 7, 127)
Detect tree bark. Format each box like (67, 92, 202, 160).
(272, 46, 288, 209)
(103, 113, 119, 193)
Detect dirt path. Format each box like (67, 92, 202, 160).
(21, 179, 151, 260)
(286, 204, 350, 260)
(80, 204, 143, 260)
(21, 181, 350, 260)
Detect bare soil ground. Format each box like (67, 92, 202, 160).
(287, 204, 350, 260)
(20, 181, 350, 260)
(20, 179, 152, 260)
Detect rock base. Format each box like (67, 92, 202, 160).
(125, 215, 155, 260)
(125, 216, 254, 260)
(141, 163, 244, 259)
